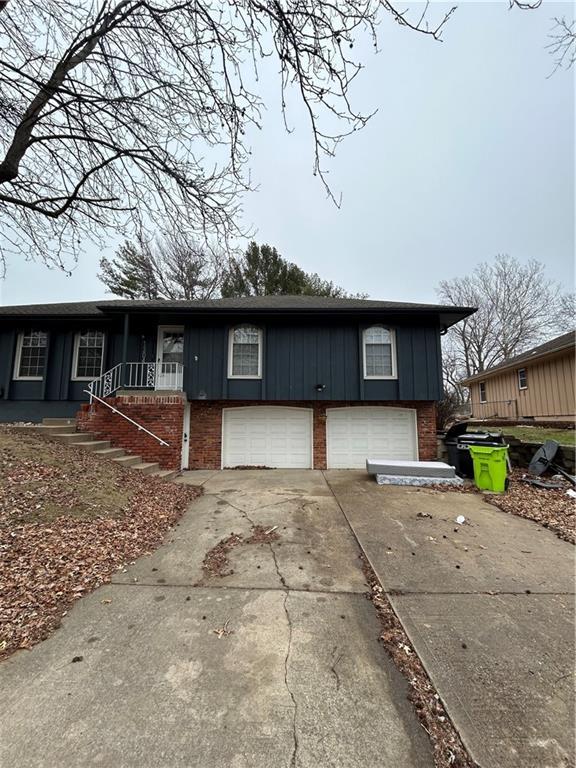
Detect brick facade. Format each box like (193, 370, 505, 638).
(188, 400, 438, 470)
(77, 394, 185, 469)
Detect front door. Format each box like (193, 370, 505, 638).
(156, 326, 184, 390)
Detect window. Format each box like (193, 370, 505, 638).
(72, 331, 105, 380)
(14, 331, 48, 380)
(518, 368, 528, 390)
(363, 326, 396, 379)
(228, 326, 262, 378)
(479, 381, 487, 403)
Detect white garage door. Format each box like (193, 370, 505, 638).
(326, 407, 418, 469)
(222, 407, 313, 469)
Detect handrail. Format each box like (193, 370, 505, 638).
(83, 391, 170, 447)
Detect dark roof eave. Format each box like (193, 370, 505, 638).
(97, 304, 475, 327)
(461, 340, 575, 385)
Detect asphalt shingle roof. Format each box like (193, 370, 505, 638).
(462, 330, 576, 383)
(0, 295, 475, 323)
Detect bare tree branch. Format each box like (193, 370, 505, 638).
(0, 0, 456, 274)
(437, 254, 570, 389)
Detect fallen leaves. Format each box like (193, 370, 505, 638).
(199, 524, 281, 581)
(487, 470, 575, 544)
(0, 427, 200, 661)
(362, 555, 479, 768)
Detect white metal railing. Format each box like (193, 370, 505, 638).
(125, 362, 183, 391)
(87, 362, 184, 400)
(83, 391, 170, 446)
(88, 363, 123, 400)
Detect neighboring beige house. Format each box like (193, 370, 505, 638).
(462, 331, 575, 422)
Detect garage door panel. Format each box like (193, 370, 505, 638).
(223, 407, 312, 469)
(327, 407, 417, 469)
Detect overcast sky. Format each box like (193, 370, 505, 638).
(0, 1, 573, 306)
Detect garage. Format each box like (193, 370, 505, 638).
(326, 407, 418, 469)
(222, 406, 313, 469)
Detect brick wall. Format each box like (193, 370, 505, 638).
(77, 394, 185, 469)
(188, 400, 438, 470)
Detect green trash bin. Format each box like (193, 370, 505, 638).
(468, 444, 509, 493)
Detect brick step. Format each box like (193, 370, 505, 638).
(42, 417, 76, 427)
(74, 440, 111, 452)
(94, 447, 126, 460)
(131, 462, 160, 475)
(113, 455, 143, 468)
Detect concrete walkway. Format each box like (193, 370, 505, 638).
(327, 471, 575, 768)
(0, 470, 432, 768)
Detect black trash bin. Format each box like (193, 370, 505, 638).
(445, 422, 506, 478)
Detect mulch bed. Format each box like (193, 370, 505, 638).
(0, 427, 200, 661)
(362, 555, 478, 768)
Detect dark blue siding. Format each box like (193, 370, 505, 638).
(1, 314, 444, 419)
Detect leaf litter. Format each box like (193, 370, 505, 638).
(0, 426, 200, 660)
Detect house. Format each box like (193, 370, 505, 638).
(0, 296, 474, 470)
(461, 330, 576, 423)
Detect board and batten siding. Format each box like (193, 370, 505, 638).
(184, 322, 443, 402)
(471, 351, 575, 421)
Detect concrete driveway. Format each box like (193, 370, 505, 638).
(0, 470, 432, 768)
(327, 471, 575, 768)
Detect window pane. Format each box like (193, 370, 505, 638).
(233, 327, 260, 345)
(364, 326, 391, 345)
(232, 343, 259, 376)
(365, 343, 392, 376)
(231, 326, 260, 376)
(76, 331, 104, 378)
(18, 331, 48, 378)
(161, 332, 184, 364)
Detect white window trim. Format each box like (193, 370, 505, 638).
(71, 331, 106, 381)
(518, 368, 528, 390)
(227, 325, 263, 380)
(13, 331, 48, 381)
(362, 326, 397, 380)
(479, 382, 487, 403)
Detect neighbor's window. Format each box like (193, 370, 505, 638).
(14, 330, 48, 380)
(363, 326, 396, 379)
(518, 368, 528, 390)
(479, 381, 487, 403)
(73, 330, 105, 380)
(228, 326, 262, 378)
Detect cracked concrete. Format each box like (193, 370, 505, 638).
(327, 470, 575, 768)
(0, 469, 432, 768)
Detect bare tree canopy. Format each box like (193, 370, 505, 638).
(99, 232, 223, 300)
(0, 0, 458, 274)
(437, 254, 574, 397)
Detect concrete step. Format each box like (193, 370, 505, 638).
(33, 424, 78, 436)
(132, 462, 160, 475)
(113, 455, 142, 468)
(150, 469, 179, 481)
(74, 440, 111, 452)
(52, 432, 96, 444)
(42, 417, 76, 427)
(94, 447, 126, 460)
